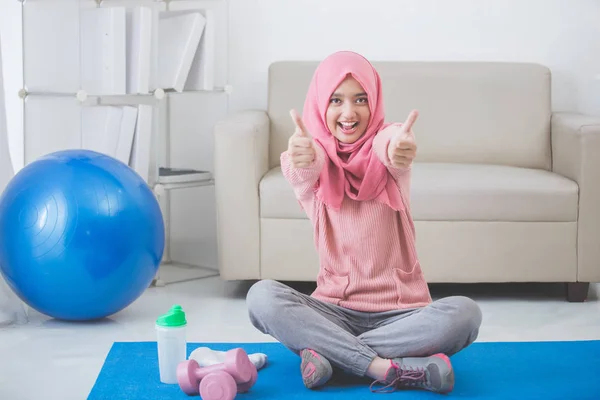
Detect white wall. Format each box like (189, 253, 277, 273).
(228, 0, 600, 117)
(1, 0, 599, 271)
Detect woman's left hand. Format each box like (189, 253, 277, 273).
(388, 110, 418, 168)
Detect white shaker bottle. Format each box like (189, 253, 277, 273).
(156, 304, 187, 384)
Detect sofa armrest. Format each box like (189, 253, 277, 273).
(552, 112, 600, 282)
(214, 110, 270, 280)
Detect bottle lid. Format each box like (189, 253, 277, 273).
(156, 304, 187, 327)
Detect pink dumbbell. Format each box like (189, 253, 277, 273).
(177, 348, 258, 399)
(236, 365, 257, 393)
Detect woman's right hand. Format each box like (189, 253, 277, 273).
(288, 109, 316, 168)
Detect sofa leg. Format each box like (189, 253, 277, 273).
(565, 282, 589, 302)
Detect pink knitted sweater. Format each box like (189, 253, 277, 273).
(281, 128, 432, 312)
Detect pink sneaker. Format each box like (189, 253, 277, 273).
(299, 349, 333, 389)
(370, 353, 455, 394)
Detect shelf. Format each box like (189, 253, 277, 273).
(154, 167, 214, 190)
(20, 0, 230, 286)
(159, 180, 214, 190)
(164, 86, 230, 94)
(18, 86, 231, 106)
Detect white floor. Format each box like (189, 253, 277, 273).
(1, 275, 599, 400)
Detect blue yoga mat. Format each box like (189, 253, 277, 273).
(88, 340, 600, 399)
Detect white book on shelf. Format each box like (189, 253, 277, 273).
(158, 11, 206, 92)
(115, 106, 138, 164)
(23, 0, 80, 93)
(184, 8, 215, 91)
(130, 104, 153, 183)
(149, 7, 161, 92)
(158, 168, 212, 184)
(81, 106, 123, 158)
(126, 6, 153, 94)
(80, 7, 127, 95)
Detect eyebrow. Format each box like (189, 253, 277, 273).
(331, 92, 368, 97)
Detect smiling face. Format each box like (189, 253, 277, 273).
(325, 75, 371, 144)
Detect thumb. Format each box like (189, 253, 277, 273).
(401, 109, 419, 134)
(290, 109, 310, 138)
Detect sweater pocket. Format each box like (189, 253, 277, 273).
(392, 260, 430, 306)
(317, 268, 349, 303)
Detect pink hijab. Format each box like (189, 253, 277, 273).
(302, 51, 404, 211)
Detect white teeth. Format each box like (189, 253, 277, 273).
(339, 122, 357, 128)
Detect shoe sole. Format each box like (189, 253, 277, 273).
(300, 349, 332, 389)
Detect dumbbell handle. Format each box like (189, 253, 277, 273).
(194, 349, 253, 385)
(193, 363, 232, 380)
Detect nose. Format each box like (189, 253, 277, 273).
(341, 102, 358, 118)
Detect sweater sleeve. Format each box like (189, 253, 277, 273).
(280, 143, 326, 202)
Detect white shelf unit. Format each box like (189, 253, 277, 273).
(19, 0, 229, 285)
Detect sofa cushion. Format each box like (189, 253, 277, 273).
(410, 163, 578, 222)
(260, 163, 578, 222)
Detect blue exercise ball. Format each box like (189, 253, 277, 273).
(0, 149, 165, 321)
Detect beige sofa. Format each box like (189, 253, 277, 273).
(214, 61, 600, 302)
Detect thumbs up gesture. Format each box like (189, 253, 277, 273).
(388, 110, 419, 168)
(288, 109, 316, 168)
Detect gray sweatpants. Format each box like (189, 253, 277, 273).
(246, 279, 482, 377)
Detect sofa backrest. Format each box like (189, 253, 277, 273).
(267, 60, 552, 170)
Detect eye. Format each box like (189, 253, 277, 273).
(356, 97, 368, 104)
(329, 98, 341, 104)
